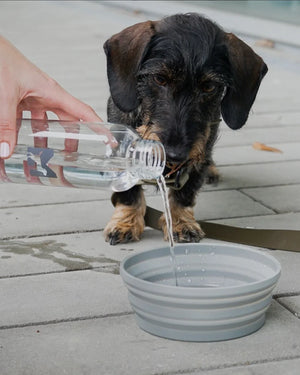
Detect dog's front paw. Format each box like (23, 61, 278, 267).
(104, 204, 145, 245)
(159, 207, 205, 243)
(173, 221, 205, 243)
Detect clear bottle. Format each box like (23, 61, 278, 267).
(0, 119, 165, 192)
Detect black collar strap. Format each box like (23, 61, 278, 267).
(140, 166, 190, 190)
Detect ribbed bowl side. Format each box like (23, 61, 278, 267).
(120, 244, 281, 342)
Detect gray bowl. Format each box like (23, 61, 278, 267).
(120, 243, 281, 342)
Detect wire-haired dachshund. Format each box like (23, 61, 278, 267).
(103, 13, 268, 245)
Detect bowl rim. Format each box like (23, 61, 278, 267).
(120, 243, 281, 297)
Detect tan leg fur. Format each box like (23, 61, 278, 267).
(104, 192, 146, 243)
(159, 193, 205, 243)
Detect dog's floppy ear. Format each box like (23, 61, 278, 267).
(221, 33, 268, 130)
(104, 20, 157, 113)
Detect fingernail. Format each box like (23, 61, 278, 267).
(0, 142, 10, 158)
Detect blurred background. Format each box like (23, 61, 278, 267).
(186, 0, 300, 25)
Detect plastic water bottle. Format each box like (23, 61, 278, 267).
(0, 119, 165, 192)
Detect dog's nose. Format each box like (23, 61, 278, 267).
(166, 149, 187, 163)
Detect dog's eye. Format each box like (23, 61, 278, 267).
(201, 82, 216, 93)
(154, 75, 167, 86)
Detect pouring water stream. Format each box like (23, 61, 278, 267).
(156, 175, 179, 286)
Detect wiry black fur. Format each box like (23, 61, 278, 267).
(104, 13, 267, 245)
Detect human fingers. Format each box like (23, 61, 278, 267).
(0, 89, 18, 158)
(30, 111, 49, 148)
(49, 85, 117, 147)
(57, 114, 79, 153)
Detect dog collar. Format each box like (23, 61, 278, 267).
(140, 165, 191, 190)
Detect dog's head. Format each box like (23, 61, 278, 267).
(104, 14, 267, 163)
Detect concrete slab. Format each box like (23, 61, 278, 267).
(240, 111, 300, 129)
(185, 359, 300, 375)
(214, 143, 300, 166)
(0, 200, 113, 239)
(277, 296, 300, 319)
(0, 302, 299, 375)
(216, 125, 300, 147)
(209, 161, 300, 190)
(269, 251, 300, 295)
(0, 228, 166, 277)
(0, 184, 110, 208)
(147, 189, 274, 221)
(242, 184, 300, 213)
(0, 270, 131, 328)
(214, 212, 300, 231)
(252, 96, 300, 114)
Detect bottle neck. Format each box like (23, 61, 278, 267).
(126, 139, 166, 180)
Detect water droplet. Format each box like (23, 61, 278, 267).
(201, 268, 206, 272)
(185, 248, 189, 255)
(211, 252, 215, 256)
(187, 278, 192, 284)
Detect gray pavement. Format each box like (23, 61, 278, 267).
(0, 1, 300, 374)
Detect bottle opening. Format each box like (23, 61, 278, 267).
(127, 140, 166, 180)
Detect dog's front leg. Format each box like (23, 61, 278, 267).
(104, 185, 146, 245)
(159, 170, 205, 243)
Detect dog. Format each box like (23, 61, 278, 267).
(103, 13, 268, 245)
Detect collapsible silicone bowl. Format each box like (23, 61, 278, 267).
(120, 243, 281, 342)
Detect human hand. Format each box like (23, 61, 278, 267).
(0, 36, 115, 158)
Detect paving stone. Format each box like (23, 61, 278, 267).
(270, 251, 300, 295)
(0, 302, 299, 375)
(185, 358, 300, 375)
(214, 212, 300, 231)
(0, 183, 110, 208)
(242, 184, 300, 213)
(252, 96, 300, 114)
(0, 201, 114, 239)
(148, 189, 274, 221)
(214, 142, 300, 166)
(236, 111, 300, 129)
(207, 161, 300, 190)
(0, 228, 166, 278)
(216, 125, 300, 147)
(277, 296, 300, 319)
(0, 270, 131, 328)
